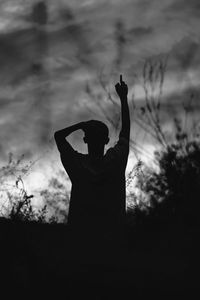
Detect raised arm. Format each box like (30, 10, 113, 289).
(115, 75, 130, 141)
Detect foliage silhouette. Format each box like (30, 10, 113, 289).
(0, 153, 49, 222)
(135, 130, 200, 225)
(125, 59, 200, 229)
(40, 170, 69, 223)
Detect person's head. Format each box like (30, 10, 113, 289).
(83, 120, 109, 156)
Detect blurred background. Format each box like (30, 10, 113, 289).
(0, 0, 200, 220)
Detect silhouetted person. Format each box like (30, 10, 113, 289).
(54, 75, 130, 238)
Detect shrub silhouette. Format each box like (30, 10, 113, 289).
(135, 130, 200, 226)
(40, 170, 69, 223)
(123, 58, 200, 229)
(9, 181, 48, 223)
(0, 153, 49, 223)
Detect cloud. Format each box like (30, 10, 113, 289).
(0, 25, 93, 86)
(0, 0, 200, 197)
(128, 26, 154, 43)
(128, 26, 153, 39)
(170, 37, 200, 71)
(166, 0, 200, 18)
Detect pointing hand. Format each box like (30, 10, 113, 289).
(115, 74, 128, 99)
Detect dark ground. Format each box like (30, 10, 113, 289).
(0, 216, 199, 299)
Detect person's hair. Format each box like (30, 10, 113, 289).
(84, 120, 109, 143)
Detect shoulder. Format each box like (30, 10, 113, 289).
(116, 137, 129, 147)
(108, 137, 129, 151)
(105, 137, 129, 161)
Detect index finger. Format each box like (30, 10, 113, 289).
(120, 74, 123, 84)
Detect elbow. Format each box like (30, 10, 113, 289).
(54, 131, 60, 142)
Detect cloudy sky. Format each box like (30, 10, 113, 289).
(0, 0, 200, 203)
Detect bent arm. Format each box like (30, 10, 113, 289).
(54, 122, 83, 154)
